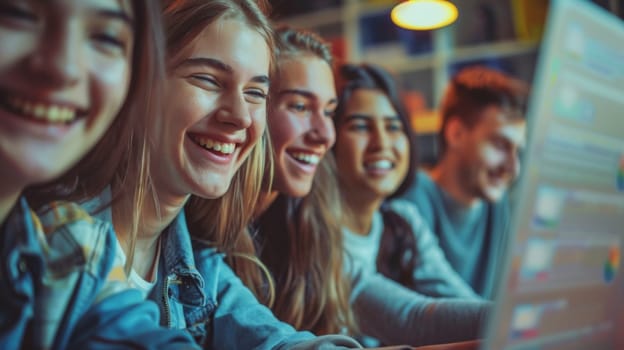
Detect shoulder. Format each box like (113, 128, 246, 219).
(36, 201, 99, 232)
(35, 201, 123, 281)
(191, 240, 224, 263)
(191, 241, 228, 279)
(35, 201, 113, 251)
(417, 169, 434, 183)
(411, 169, 434, 189)
(387, 199, 425, 225)
(494, 194, 512, 212)
(400, 170, 438, 205)
(414, 170, 441, 197)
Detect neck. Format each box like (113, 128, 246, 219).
(0, 173, 26, 225)
(341, 189, 382, 236)
(431, 156, 480, 207)
(0, 189, 22, 226)
(113, 182, 189, 279)
(254, 189, 279, 219)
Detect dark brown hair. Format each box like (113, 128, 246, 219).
(333, 63, 420, 289)
(334, 63, 418, 198)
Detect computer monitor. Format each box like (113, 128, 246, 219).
(482, 0, 624, 349)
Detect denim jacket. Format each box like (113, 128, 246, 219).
(149, 210, 362, 349)
(0, 197, 198, 350)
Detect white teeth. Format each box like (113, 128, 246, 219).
(33, 104, 46, 119)
(291, 152, 320, 165)
(6, 96, 77, 123)
(366, 160, 393, 170)
(193, 136, 236, 154)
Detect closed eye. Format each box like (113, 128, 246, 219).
(91, 32, 129, 54)
(288, 103, 309, 113)
(245, 89, 267, 104)
(191, 75, 220, 88)
(348, 123, 369, 131)
(0, 3, 37, 24)
(386, 122, 404, 132)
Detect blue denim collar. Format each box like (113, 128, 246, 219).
(160, 210, 206, 307)
(1, 197, 45, 288)
(85, 189, 207, 306)
(5, 197, 39, 247)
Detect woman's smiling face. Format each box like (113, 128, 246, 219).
(153, 16, 270, 199)
(268, 55, 337, 198)
(334, 88, 410, 202)
(0, 0, 135, 186)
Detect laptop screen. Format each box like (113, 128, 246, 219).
(482, 0, 624, 349)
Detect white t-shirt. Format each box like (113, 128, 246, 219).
(114, 239, 160, 298)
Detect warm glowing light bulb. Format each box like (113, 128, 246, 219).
(391, 0, 458, 30)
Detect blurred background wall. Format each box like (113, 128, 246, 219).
(268, 0, 623, 166)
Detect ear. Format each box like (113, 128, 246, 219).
(444, 117, 467, 150)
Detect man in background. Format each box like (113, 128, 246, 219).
(401, 66, 529, 298)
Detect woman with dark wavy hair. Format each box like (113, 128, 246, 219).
(333, 63, 488, 346)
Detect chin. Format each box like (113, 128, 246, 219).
(284, 183, 313, 198)
(482, 187, 507, 203)
(286, 189, 310, 198)
(8, 159, 69, 186)
(193, 182, 232, 200)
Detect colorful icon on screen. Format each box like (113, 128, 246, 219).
(510, 304, 542, 340)
(604, 246, 620, 283)
(520, 238, 554, 282)
(533, 186, 566, 229)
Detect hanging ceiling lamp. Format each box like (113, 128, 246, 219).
(391, 0, 458, 30)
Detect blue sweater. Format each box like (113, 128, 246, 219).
(400, 171, 511, 299)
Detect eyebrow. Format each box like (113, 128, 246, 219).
(178, 57, 269, 85)
(279, 89, 337, 105)
(345, 113, 400, 122)
(95, 8, 135, 27)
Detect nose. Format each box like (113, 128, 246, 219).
(369, 124, 391, 151)
(307, 109, 335, 148)
(215, 91, 253, 129)
(27, 22, 83, 87)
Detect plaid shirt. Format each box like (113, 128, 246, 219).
(0, 198, 197, 350)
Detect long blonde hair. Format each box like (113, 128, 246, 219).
(234, 26, 356, 335)
(120, 0, 275, 273)
(25, 1, 166, 272)
(161, 0, 275, 259)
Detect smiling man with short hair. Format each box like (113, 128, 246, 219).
(401, 66, 529, 298)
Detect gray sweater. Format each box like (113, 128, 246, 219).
(343, 199, 479, 299)
(344, 199, 489, 346)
